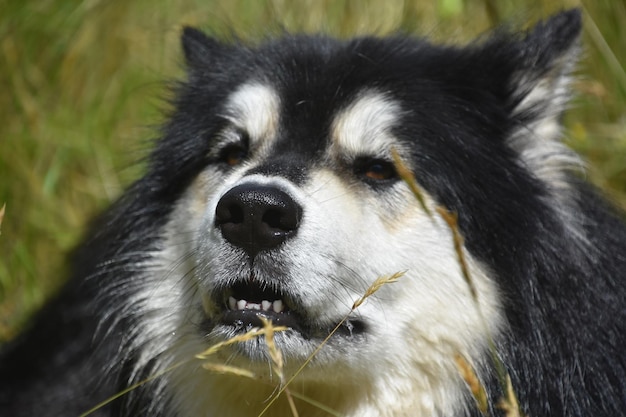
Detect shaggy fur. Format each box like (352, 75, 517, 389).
(1, 9, 625, 417)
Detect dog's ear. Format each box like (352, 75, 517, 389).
(181, 27, 231, 69)
(507, 9, 582, 126)
(490, 9, 583, 187)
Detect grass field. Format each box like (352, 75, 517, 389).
(0, 0, 624, 342)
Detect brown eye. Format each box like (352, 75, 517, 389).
(355, 158, 398, 182)
(219, 143, 248, 166)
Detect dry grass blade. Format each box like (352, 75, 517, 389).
(435, 207, 478, 300)
(455, 354, 489, 415)
(201, 363, 256, 379)
(582, 6, 626, 91)
(391, 149, 432, 217)
(352, 271, 405, 309)
(286, 386, 300, 416)
(286, 390, 345, 417)
(83, 323, 289, 416)
(260, 317, 284, 381)
(435, 204, 515, 412)
(258, 271, 405, 416)
(81, 317, 290, 415)
(259, 317, 299, 417)
(0, 203, 5, 235)
(433, 206, 524, 415)
(392, 160, 523, 416)
(196, 324, 288, 360)
(257, 321, 347, 416)
(498, 375, 525, 417)
(79, 361, 188, 417)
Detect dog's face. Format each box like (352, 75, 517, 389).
(126, 13, 581, 414)
(165, 81, 500, 367)
(155, 83, 501, 415)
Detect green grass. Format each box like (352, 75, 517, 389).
(1, 0, 624, 341)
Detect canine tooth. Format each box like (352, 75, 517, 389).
(237, 300, 246, 310)
(228, 296, 236, 310)
(273, 300, 283, 313)
(262, 300, 272, 311)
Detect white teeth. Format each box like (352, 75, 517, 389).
(229, 298, 286, 313)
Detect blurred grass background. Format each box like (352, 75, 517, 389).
(0, 0, 624, 342)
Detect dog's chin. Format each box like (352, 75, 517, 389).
(200, 278, 367, 360)
(206, 319, 367, 365)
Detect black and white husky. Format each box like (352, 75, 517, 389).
(2, 8, 625, 417)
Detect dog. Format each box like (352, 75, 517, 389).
(1, 8, 625, 417)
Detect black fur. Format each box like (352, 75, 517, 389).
(2, 9, 625, 416)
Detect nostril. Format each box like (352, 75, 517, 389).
(262, 209, 282, 230)
(262, 207, 298, 232)
(215, 183, 303, 257)
(216, 203, 244, 226)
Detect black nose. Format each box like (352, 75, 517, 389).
(215, 183, 303, 258)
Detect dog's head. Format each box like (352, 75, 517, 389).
(121, 10, 582, 415)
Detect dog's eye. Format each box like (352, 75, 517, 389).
(355, 158, 398, 182)
(219, 143, 248, 166)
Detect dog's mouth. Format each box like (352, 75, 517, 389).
(217, 280, 304, 333)
(209, 278, 365, 340)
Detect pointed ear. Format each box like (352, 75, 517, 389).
(509, 9, 582, 126)
(503, 9, 583, 188)
(181, 26, 231, 68)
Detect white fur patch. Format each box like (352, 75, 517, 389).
(331, 91, 404, 159)
(222, 82, 280, 146)
(508, 67, 583, 191)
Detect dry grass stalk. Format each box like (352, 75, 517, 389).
(438, 207, 526, 416)
(395, 158, 527, 416)
(498, 375, 524, 417)
(391, 149, 432, 217)
(352, 271, 405, 309)
(259, 317, 284, 382)
(79, 361, 188, 417)
(437, 207, 525, 416)
(286, 391, 345, 417)
(82, 324, 288, 416)
(258, 271, 405, 416)
(201, 363, 256, 379)
(259, 317, 299, 417)
(0, 203, 5, 235)
(435, 206, 478, 301)
(455, 354, 489, 415)
(195, 324, 288, 360)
